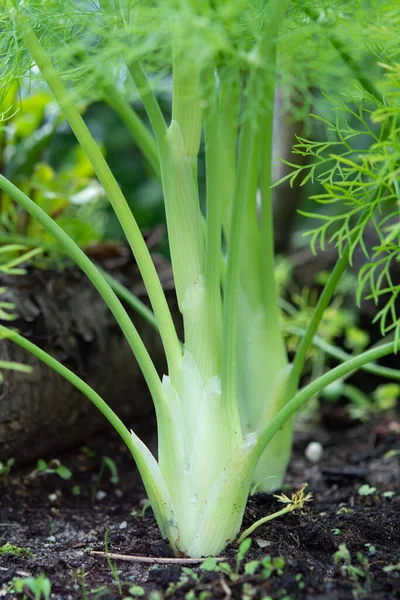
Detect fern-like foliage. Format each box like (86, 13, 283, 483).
(0, 1, 398, 117)
(281, 57, 400, 342)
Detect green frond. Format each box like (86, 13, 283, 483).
(2, 1, 398, 120)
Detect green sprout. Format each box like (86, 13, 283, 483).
(0, 542, 34, 558)
(9, 573, 51, 600)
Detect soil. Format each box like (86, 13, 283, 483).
(0, 406, 399, 600)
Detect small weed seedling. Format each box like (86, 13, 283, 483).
(0, 458, 15, 479)
(32, 459, 72, 480)
(91, 456, 120, 504)
(357, 485, 377, 497)
(0, 542, 33, 558)
(334, 544, 371, 599)
(103, 530, 123, 596)
(8, 573, 51, 600)
(201, 538, 285, 582)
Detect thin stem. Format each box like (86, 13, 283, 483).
(257, 341, 398, 457)
(103, 84, 161, 178)
(0, 174, 164, 409)
(0, 233, 53, 250)
(98, 268, 159, 331)
(290, 246, 350, 389)
(237, 505, 292, 544)
(286, 325, 400, 382)
(127, 60, 168, 150)
(16, 10, 181, 382)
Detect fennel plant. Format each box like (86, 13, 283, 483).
(0, 0, 399, 557)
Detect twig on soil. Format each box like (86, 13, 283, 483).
(220, 576, 232, 599)
(0, 566, 32, 577)
(90, 550, 226, 564)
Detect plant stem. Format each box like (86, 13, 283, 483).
(127, 60, 168, 150)
(103, 85, 161, 178)
(16, 10, 181, 382)
(0, 234, 53, 250)
(218, 71, 240, 239)
(290, 246, 350, 390)
(172, 39, 202, 173)
(222, 113, 257, 440)
(257, 341, 398, 457)
(237, 504, 292, 544)
(0, 174, 164, 409)
(98, 268, 159, 330)
(286, 325, 400, 382)
(203, 67, 222, 372)
(258, 0, 288, 381)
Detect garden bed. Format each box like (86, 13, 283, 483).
(1, 404, 399, 599)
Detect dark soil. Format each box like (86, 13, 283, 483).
(0, 408, 399, 600)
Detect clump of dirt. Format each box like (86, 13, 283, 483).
(0, 409, 399, 599)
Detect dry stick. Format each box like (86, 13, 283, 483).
(0, 566, 32, 577)
(90, 550, 226, 564)
(220, 576, 232, 599)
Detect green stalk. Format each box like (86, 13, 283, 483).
(257, 0, 288, 317)
(203, 68, 222, 373)
(15, 10, 181, 383)
(0, 174, 163, 409)
(290, 246, 350, 390)
(160, 121, 210, 378)
(171, 40, 202, 176)
(222, 115, 258, 440)
(237, 504, 294, 544)
(218, 71, 240, 240)
(259, 35, 285, 353)
(286, 325, 400, 382)
(235, 0, 290, 491)
(257, 341, 398, 457)
(103, 84, 161, 178)
(222, 1, 287, 436)
(127, 60, 168, 150)
(99, 268, 159, 331)
(160, 122, 204, 309)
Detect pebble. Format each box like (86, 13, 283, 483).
(255, 538, 272, 548)
(119, 521, 128, 530)
(305, 441, 324, 463)
(48, 493, 58, 502)
(96, 490, 107, 501)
